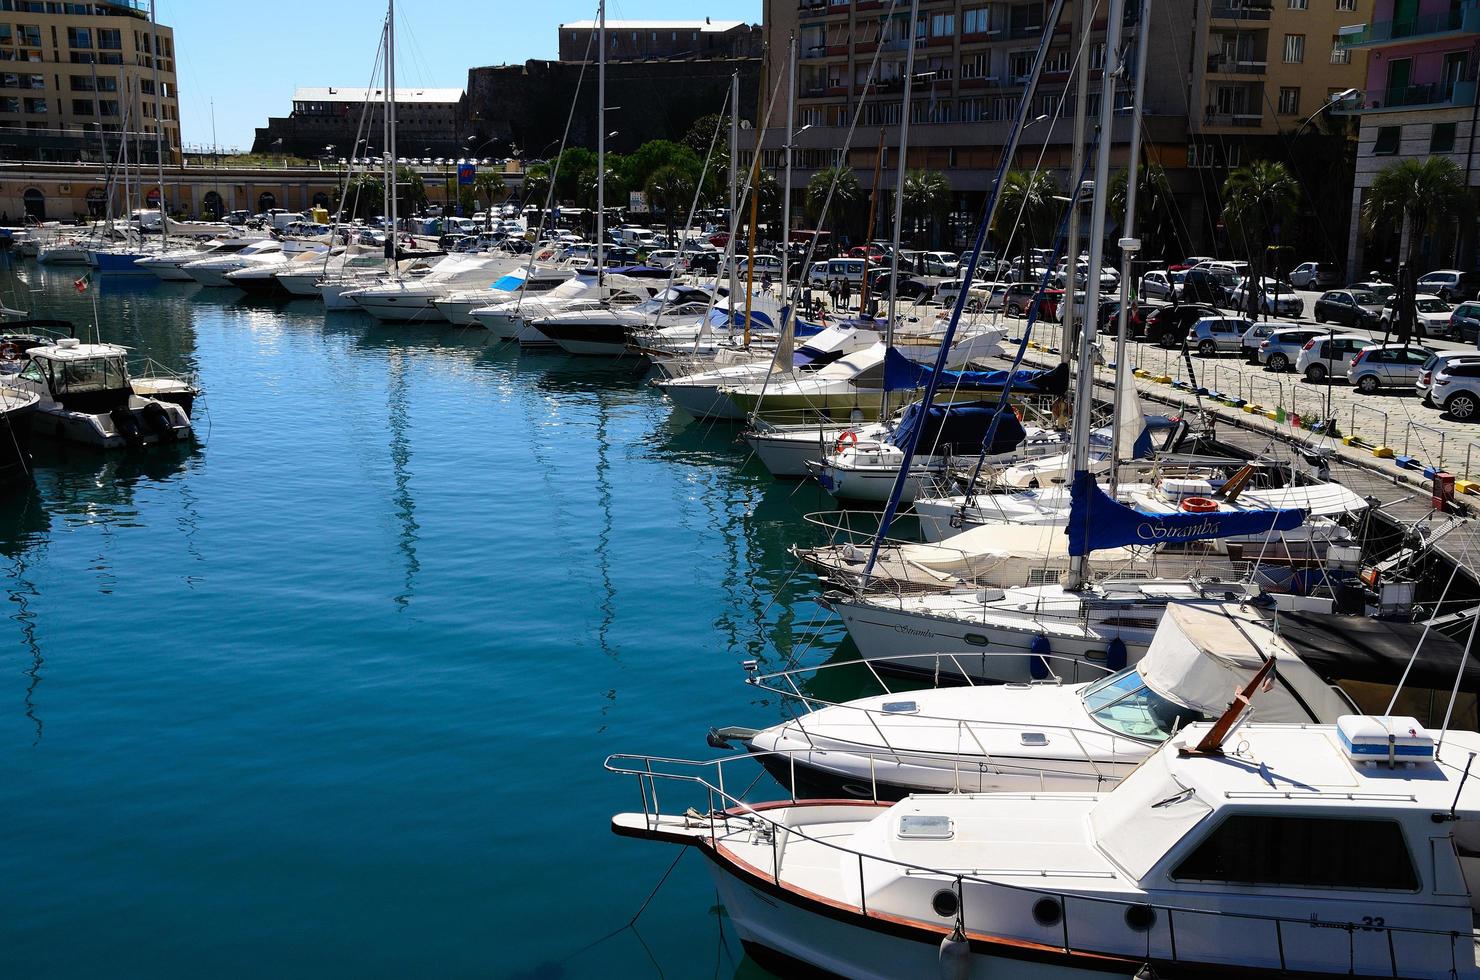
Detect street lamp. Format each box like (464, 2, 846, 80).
(1293, 88, 1359, 137)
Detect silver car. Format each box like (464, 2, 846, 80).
(1188, 316, 1253, 355)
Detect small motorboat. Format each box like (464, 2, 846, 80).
(2, 339, 191, 448)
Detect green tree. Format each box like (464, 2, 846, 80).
(1108, 163, 1181, 265)
(1362, 156, 1468, 270)
(395, 165, 427, 216)
(1220, 160, 1299, 314)
(645, 163, 698, 239)
(902, 169, 951, 247)
(620, 140, 701, 194)
(995, 170, 1061, 269)
(522, 164, 552, 207)
(805, 165, 862, 242)
(474, 170, 506, 209)
(681, 113, 729, 161)
(335, 173, 384, 221)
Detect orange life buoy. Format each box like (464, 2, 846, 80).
(835, 430, 859, 454)
(1180, 496, 1219, 513)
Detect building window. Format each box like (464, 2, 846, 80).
(0, 97, 16, 113)
(0, 25, 10, 46)
(1044, 48, 1069, 73)
(98, 99, 119, 117)
(1283, 34, 1305, 62)
(1431, 122, 1457, 153)
(1288, 0, 1307, 7)
(17, 25, 40, 47)
(98, 29, 122, 50)
(1335, 0, 1355, 9)
(97, 76, 117, 92)
(1330, 35, 1350, 63)
(960, 51, 990, 79)
(1373, 125, 1400, 154)
(959, 96, 985, 121)
(799, 106, 823, 127)
(1090, 42, 1107, 70)
(1009, 50, 1035, 79)
(71, 98, 94, 115)
(931, 13, 955, 35)
(69, 75, 94, 92)
(23, 97, 46, 114)
(963, 7, 990, 32)
(67, 27, 91, 48)
(1278, 86, 1300, 113)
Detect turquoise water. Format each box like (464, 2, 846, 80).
(0, 265, 848, 978)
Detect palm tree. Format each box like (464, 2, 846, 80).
(645, 163, 697, 240)
(902, 169, 951, 247)
(995, 170, 1061, 272)
(1362, 156, 1467, 269)
(1220, 160, 1299, 315)
(522, 164, 552, 207)
(805, 165, 862, 241)
(473, 171, 505, 210)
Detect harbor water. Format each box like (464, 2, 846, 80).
(0, 265, 847, 978)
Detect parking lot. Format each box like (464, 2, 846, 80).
(991, 287, 1480, 479)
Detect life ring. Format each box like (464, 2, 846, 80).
(1180, 496, 1219, 513)
(0, 342, 17, 362)
(835, 430, 858, 454)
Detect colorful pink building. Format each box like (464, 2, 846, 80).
(1340, 0, 1480, 271)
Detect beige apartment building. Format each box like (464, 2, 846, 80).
(0, 0, 179, 167)
(752, 0, 1370, 254)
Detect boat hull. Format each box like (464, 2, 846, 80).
(139, 261, 197, 282)
(352, 292, 448, 323)
(744, 426, 845, 478)
(91, 251, 152, 276)
(537, 321, 633, 357)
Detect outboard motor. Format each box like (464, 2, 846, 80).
(140, 401, 176, 441)
(110, 406, 144, 447)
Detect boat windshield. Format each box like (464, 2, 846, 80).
(1080, 668, 1210, 742)
(48, 355, 128, 396)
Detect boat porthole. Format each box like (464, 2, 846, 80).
(964, 633, 989, 647)
(1032, 897, 1062, 927)
(931, 889, 959, 918)
(1125, 905, 1156, 932)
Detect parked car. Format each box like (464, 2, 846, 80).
(1417, 269, 1480, 303)
(1377, 294, 1452, 337)
(1450, 301, 1480, 344)
(1098, 301, 1157, 336)
(1002, 282, 1049, 317)
(1228, 278, 1304, 317)
(1296, 332, 1373, 382)
(1240, 320, 1280, 359)
(686, 251, 720, 274)
(1418, 351, 1480, 404)
(647, 249, 682, 269)
(1143, 304, 1220, 347)
(917, 251, 960, 276)
(1257, 327, 1325, 371)
(1429, 360, 1480, 420)
(1346, 343, 1433, 393)
(1177, 267, 1231, 305)
(1138, 270, 1177, 300)
(962, 280, 1011, 311)
(1313, 289, 1383, 327)
(1348, 279, 1396, 304)
(1188, 316, 1253, 355)
(1288, 261, 1341, 289)
(1168, 255, 1215, 272)
(864, 270, 933, 301)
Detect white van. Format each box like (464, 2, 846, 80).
(811, 257, 866, 286)
(268, 211, 306, 231)
(613, 226, 658, 248)
(726, 253, 784, 278)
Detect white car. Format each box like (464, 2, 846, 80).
(1417, 269, 1479, 303)
(1228, 278, 1304, 317)
(1187, 316, 1253, 355)
(1417, 350, 1480, 403)
(1296, 332, 1373, 383)
(1377, 294, 1452, 337)
(1257, 327, 1325, 372)
(646, 249, 682, 270)
(1346, 343, 1433, 393)
(1138, 269, 1182, 300)
(1429, 360, 1480, 420)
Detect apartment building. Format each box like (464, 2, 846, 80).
(0, 0, 179, 165)
(1338, 0, 1479, 272)
(752, 0, 1370, 254)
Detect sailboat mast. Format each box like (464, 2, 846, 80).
(1108, 0, 1153, 495)
(859, 128, 884, 317)
(149, 0, 165, 249)
(388, 0, 399, 272)
(596, 0, 606, 285)
(1064, 0, 1125, 591)
(886, 0, 921, 347)
(1060, 0, 1091, 365)
(780, 32, 796, 334)
(382, 4, 394, 270)
(728, 72, 739, 323)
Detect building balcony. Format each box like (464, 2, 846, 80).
(1204, 110, 1264, 126)
(1210, 2, 1273, 22)
(1206, 54, 1269, 74)
(1340, 3, 1480, 47)
(1340, 79, 1478, 111)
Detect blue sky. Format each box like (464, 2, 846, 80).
(154, 0, 760, 152)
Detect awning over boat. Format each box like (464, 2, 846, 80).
(880, 346, 1070, 394)
(889, 400, 1026, 457)
(1277, 610, 1480, 692)
(492, 268, 529, 291)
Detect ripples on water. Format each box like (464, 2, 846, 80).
(0, 263, 853, 978)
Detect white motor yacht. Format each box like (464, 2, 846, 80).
(533, 284, 720, 356)
(469, 274, 603, 340)
(612, 710, 1480, 979)
(275, 246, 387, 298)
(136, 237, 260, 281)
(348, 253, 523, 323)
(2, 339, 190, 448)
(433, 266, 575, 325)
(182, 240, 291, 287)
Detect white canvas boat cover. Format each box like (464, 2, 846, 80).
(1237, 483, 1370, 517)
(893, 522, 1136, 572)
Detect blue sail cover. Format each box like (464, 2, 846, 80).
(881, 346, 1070, 394)
(1066, 472, 1307, 556)
(792, 316, 826, 337)
(889, 401, 1026, 456)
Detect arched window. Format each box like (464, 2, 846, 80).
(311, 191, 330, 208)
(22, 187, 44, 220)
(257, 191, 276, 212)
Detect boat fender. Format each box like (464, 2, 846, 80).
(835, 430, 858, 454)
(938, 923, 970, 980)
(1029, 633, 1051, 681)
(110, 407, 144, 446)
(1179, 496, 1218, 513)
(1106, 636, 1128, 672)
(0, 342, 18, 362)
(141, 401, 175, 439)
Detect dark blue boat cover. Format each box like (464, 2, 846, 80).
(889, 401, 1027, 456)
(881, 347, 1070, 394)
(1066, 472, 1306, 555)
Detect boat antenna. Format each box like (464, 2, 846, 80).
(1182, 657, 1276, 756)
(1436, 578, 1480, 751)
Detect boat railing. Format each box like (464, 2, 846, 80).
(605, 748, 1474, 976)
(742, 653, 1150, 789)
